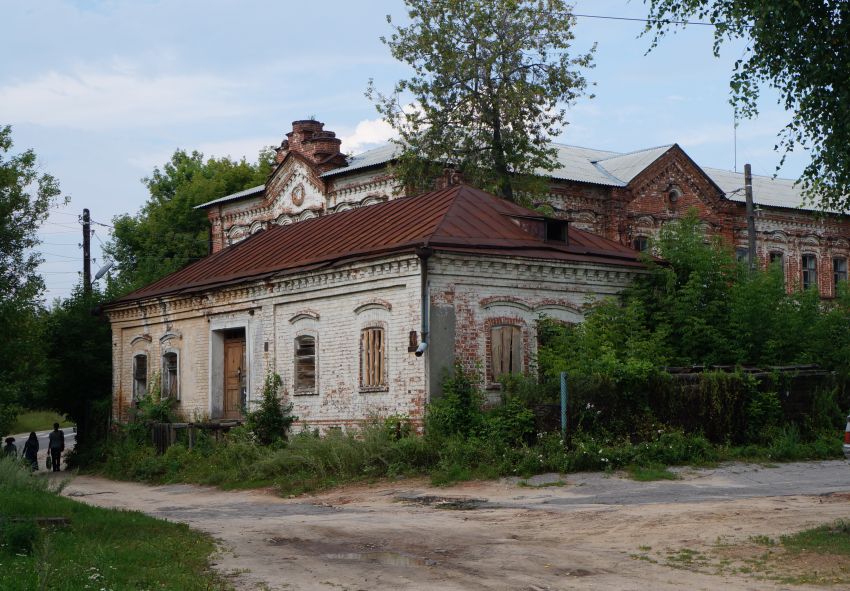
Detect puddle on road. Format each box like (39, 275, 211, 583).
(324, 551, 433, 567)
(398, 495, 488, 510)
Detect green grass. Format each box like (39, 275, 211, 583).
(781, 519, 850, 556)
(625, 463, 679, 481)
(9, 411, 73, 435)
(0, 458, 229, 591)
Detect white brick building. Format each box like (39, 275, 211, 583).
(105, 184, 644, 428)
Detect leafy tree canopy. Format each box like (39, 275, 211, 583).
(644, 1, 850, 212)
(0, 125, 62, 434)
(540, 211, 850, 381)
(106, 148, 274, 294)
(368, 0, 595, 201)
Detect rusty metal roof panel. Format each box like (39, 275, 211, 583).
(114, 185, 643, 303)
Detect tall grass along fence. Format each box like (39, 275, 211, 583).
(514, 365, 845, 445)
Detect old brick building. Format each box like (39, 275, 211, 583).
(106, 184, 643, 427)
(202, 119, 849, 296)
(105, 119, 849, 427)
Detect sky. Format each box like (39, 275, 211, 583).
(1, 0, 808, 302)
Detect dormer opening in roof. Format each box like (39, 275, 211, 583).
(545, 218, 568, 244)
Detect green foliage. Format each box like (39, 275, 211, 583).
(0, 126, 63, 435)
(540, 211, 850, 375)
(645, 1, 850, 212)
(40, 286, 112, 459)
(0, 520, 40, 555)
(368, 0, 594, 201)
(0, 458, 227, 590)
(106, 148, 274, 294)
(131, 373, 178, 425)
(745, 390, 783, 443)
(244, 372, 297, 446)
(425, 364, 485, 439)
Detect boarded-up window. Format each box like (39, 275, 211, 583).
(294, 335, 316, 393)
(491, 325, 522, 380)
(162, 352, 179, 399)
(133, 354, 147, 400)
(802, 254, 817, 290)
(360, 328, 386, 389)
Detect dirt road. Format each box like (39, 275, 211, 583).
(64, 461, 850, 590)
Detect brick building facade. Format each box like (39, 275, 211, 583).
(201, 120, 850, 297)
(106, 185, 643, 427)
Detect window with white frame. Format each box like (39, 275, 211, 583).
(294, 335, 316, 393)
(161, 351, 179, 399)
(132, 354, 147, 400)
(360, 327, 386, 389)
(802, 254, 818, 290)
(491, 325, 522, 381)
(834, 258, 848, 289)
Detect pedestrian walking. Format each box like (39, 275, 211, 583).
(48, 423, 65, 472)
(22, 432, 38, 471)
(3, 437, 16, 458)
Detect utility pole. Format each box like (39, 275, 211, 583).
(82, 208, 91, 295)
(744, 164, 756, 273)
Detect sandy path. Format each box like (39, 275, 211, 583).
(63, 461, 850, 590)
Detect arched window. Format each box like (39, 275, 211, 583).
(294, 335, 316, 394)
(360, 327, 386, 389)
(162, 351, 179, 400)
(132, 354, 147, 400)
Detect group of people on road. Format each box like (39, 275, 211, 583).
(3, 423, 65, 472)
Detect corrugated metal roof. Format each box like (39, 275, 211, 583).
(114, 184, 643, 304)
(321, 143, 401, 177)
(194, 184, 265, 209)
(546, 143, 624, 185)
(594, 145, 674, 184)
(702, 167, 806, 210)
(193, 141, 812, 214)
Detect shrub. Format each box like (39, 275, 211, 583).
(245, 372, 296, 446)
(0, 519, 40, 555)
(425, 364, 485, 440)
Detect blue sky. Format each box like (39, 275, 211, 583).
(1, 0, 806, 301)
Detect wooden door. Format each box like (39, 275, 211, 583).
(223, 336, 246, 419)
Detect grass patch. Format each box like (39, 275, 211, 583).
(0, 457, 229, 590)
(517, 478, 568, 488)
(649, 521, 850, 586)
(8, 411, 73, 435)
(781, 519, 850, 556)
(625, 463, 679, 481)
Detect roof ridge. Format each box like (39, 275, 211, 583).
(592, 144, 674, 163)
(701, 165, 798, 183)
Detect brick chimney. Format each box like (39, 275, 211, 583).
(275, 119, 348, 172)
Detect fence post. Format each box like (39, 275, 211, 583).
(560, 371, 568, 440)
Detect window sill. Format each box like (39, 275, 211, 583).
(293, 390, 317, 397)
(359, 386, 389, 394)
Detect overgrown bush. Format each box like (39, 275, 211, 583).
(245, 372, 297, 446)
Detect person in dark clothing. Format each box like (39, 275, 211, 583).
(22, 432, 38, 471)
(3, 437, 16, 458)
(48, 423, 64, 472)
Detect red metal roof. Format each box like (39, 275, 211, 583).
(114, 184, 643, 304)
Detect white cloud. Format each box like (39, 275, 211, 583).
(0, 64, 245, 130)
(338, 117, 396, 155)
